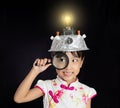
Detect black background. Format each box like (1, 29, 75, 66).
(1, 0, 119, 108)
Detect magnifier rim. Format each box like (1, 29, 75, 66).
(52, 52, 69, 70)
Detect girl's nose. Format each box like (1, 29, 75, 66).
(65, 60, 72, 70)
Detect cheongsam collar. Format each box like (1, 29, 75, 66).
(56, 75, 79, 87)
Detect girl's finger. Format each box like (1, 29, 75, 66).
(43, 58, 47, 65)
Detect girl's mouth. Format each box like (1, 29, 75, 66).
(63, 71, 73, 76)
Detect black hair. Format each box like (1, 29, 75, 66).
(51, 51, 86, 60)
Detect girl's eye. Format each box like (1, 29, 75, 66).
(72, 59, 78, 62)
(60, 57, 66, 62)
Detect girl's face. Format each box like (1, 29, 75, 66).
(56, 52, 84, 85)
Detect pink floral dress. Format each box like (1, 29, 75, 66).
(35, 76, 97, 108)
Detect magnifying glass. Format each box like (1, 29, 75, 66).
(52, 52, 69, 70)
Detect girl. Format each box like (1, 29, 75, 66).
(14, 30, 97, 108)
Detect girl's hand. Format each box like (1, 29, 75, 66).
(32, 58, 52, 74)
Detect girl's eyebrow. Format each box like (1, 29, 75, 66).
(69, 56, 79, 59)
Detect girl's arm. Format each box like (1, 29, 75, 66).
(14, 58, 51, 103)
(86, 99, 91, 108)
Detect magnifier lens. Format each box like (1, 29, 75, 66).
(52, 53, 69, 70)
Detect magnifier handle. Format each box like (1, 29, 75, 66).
(47, 59, 51, 63)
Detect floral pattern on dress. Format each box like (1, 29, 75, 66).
(35, 76, 97, 108)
